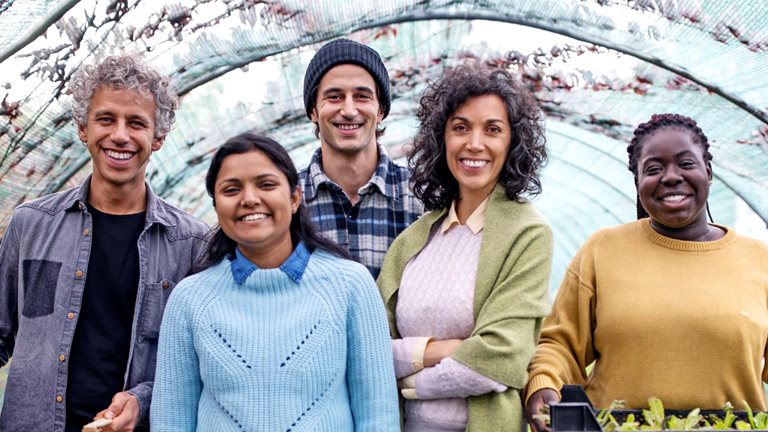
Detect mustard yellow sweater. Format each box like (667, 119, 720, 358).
(527, 219, 768, 410)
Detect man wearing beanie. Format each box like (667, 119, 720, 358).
(299, 38, 422, 279)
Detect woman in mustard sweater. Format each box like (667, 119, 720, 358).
(526, 113, 768, 431)
(378, 63, 553, 431)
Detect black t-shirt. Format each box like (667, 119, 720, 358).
(65, 205, 145, 432)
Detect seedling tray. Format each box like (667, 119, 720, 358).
(550, 385, 768, 432)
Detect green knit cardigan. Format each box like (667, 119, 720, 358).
(377, 184, 553, 431)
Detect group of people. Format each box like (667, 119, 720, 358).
(0, 35, 766, 432)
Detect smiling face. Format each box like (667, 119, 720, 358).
(78, 87, 163, 192)
(636, 127, 712, 239)
(310, 64, 383, 158)
(214, 150, 301, 267)
(444, 94, 512, 205)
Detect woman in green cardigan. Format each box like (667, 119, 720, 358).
(378, 63, 553, 431)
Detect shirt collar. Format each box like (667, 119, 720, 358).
(230, 241, 311, 284)
(302, 145, 401, 201)
(68, 175, 176, 228)
(440, 196, 490, 235)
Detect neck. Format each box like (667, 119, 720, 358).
(237, 239, 293, 269)
(87, 177, 148, 214)
(320, 144, 378, 205)
(649, 216, 724, 242)
(456, 185, 495, 224)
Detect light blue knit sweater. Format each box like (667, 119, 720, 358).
(150, 249, 399, 431)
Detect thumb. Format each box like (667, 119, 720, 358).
(104, 392, 131, 419)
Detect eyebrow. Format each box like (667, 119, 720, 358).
(643, 149, 699, 161)
(92, 109, 152, 123)
(449, 115, 507, 124)
(321, 86, 375, 95)
(217, 173, 280, 184)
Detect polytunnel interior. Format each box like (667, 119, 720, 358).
(1, 0, 768, 295)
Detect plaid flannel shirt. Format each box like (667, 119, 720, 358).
(299, 146, 423, 279)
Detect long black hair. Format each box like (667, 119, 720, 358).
(197, 133, 349, 270)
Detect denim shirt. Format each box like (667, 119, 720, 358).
(0, 176, 209, 431)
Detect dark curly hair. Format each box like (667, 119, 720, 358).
(627, 113, 713, 219)
(408, 63, 548, 210)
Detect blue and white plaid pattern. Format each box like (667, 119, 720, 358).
(299, 146, 423, 279)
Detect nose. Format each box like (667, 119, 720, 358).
(466, 131, 484, 151)
(241, 186, 260, 207)
(340, 95, 357, 117)
(110, 120, 130, 144)
(661, 166, 683, 185)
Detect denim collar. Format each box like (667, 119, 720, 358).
(230, 241, 310, 284)
(65, 175, 176, 228)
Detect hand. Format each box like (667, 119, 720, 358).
(526, 388, 560, 432)
(94, 391, 140, 432)
(423, 339, 462, 367)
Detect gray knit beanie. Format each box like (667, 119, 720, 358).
(303, 38, 391, 119)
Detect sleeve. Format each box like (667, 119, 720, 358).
(391, 336, 431, 378)
(525, 245, 598, 401)
(451, 221, 554, 391)
(125, 382, 153, 427)
(401, 357, 507, 400)
(150, 285, 202, 431)
(344, 268, 401, 431)
(0, 213, 21, 368)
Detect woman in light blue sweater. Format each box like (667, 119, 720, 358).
(150, 133, 399, 431)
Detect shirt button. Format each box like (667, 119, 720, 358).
(161, 280, 170, 289)
(83, 228, 90, 236)
(75, 270, 83, 278)
(56, 395, 63, 403)
(67, 312, 75, 319)
(58, 354, 66, 362)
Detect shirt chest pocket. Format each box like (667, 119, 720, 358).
(137, 279, 176, 342)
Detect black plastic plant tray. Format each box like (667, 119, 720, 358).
(549, 385, 768, 432)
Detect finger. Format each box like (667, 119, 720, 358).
(104, 392, 131, 419)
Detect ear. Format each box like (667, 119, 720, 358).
(151, 135, 165, 152)
(77, 123, 88, 143)
(706, 161, 713, 182)
(291, 185, 303, 210)
(310, 107, 319, 124)
(377, 105, 384, 123)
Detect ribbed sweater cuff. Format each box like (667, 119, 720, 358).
(525, 374, 561, 404)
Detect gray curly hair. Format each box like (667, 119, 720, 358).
(70, 54, 178, 137)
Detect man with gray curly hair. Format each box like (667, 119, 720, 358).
(0, 54, 208, 432)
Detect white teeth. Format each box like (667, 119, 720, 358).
(462, 159, 488, 168)
(336, 124, 361, 130)
(241, 214, 267, 221)
(662, 195, 686, 203)
(105, 150, 133, 160)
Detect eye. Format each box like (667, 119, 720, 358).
(452, 124, 468, 132)
(356, 93, 372, 100)
(260, 181, 277, 189)
(130, 120, 147, 128)
(325, 94, 342, 101)
(487, 126, 502, 134)
(221, 186, 240, 195)
(96, 117, 113, 124)
(679, 160, 696, 168)
(643, 165, 662, 175)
